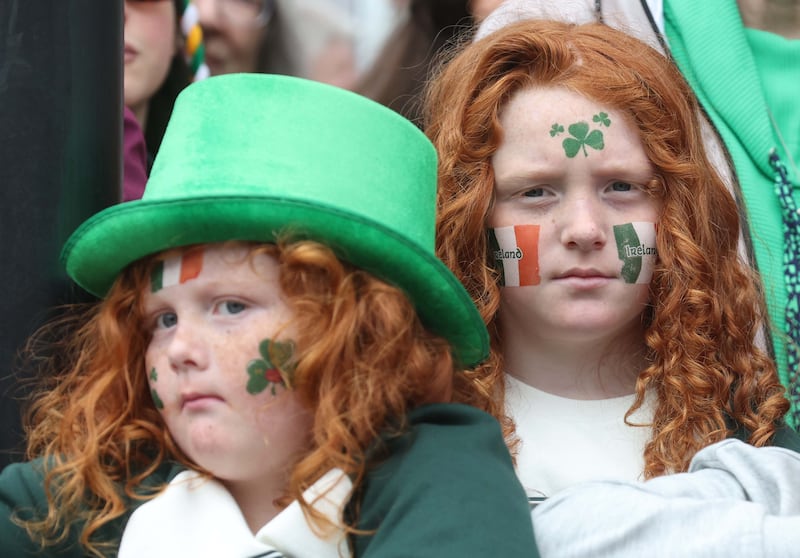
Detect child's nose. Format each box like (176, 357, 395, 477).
(193, 0, 217, 29)
(559, 198, 607, 250)
(167, 321, 209, 373)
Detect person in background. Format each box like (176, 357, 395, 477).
(353, 0, 472, 125)
(194, 0, 478, 126)
(125, 0, 205, 172)
(660, 0, 800, 427)
(193, 0, 281, 75)
(122, 107, 148, 201)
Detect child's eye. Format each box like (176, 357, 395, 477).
(522, 188, 545, 198)
(610, 181, 633, 192)
(155, 312, 178, 329)
(217, 300, 247, 315)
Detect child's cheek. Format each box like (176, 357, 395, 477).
(488, 224, 541, 287)
(245, 338, 296, 396)
(488, 222, 659, 287)
(613, 222, 658, 284)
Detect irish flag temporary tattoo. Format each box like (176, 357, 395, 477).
(488, 225, 541, 287)
(246, 339, 296, 395)
(150, 248, 204, 292)
(550, 112, 611, 158)
(149, 367, 164, 410)
(614, 222, 658, 284)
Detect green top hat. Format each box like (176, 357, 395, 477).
(62, 74, 488, 367)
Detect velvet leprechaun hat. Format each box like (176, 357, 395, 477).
(62, 74, 489, 367)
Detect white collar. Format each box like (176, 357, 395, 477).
(119, 468, 352, 558)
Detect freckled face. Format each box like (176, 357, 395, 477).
(489, 86, 660, 347)
(143, 245, 311, 483)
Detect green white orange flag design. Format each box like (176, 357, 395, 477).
(613, 222, 658, 284)
(151, 249, 204, 292)
(488, 225, 541, 287)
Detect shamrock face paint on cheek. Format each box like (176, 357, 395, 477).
(550, 112, 611, 158)
(614, 222, 658, 284)
(246, 339, 296, 395)
(488, 225, 541, 287)
(151, 248, 204, 292)
(149, 367, 165, 410)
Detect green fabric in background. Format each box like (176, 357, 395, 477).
(665, 0, 800, 427)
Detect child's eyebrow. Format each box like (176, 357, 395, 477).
(494, 166, 563, 185)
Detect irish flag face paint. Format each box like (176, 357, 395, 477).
(151, 248, 204, 292)
(488, 225, 541, 287)
(614, 222, 658, 284)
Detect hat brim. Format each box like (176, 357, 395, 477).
(62, 195, 489, 367)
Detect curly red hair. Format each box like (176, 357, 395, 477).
(425, 19, 789, 477)
(21, 239, 483, 556)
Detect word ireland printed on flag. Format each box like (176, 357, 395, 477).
(150, 249, 205, 292)
(488, 225, 540, 287)
(613, 222, 658, 284)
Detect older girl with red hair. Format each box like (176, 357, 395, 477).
(427, 17, 800, 556)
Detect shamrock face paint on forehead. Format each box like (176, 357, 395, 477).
(488, 225, 541, 287)
(614, 222, 658, 284)
(150, 248, 204, 292)
(550, 112, 611, 158)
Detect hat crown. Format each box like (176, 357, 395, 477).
(63, 75, 488, 366)
(147, 74, 436, 251)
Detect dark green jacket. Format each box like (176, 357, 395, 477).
(0, 403, 538, 557)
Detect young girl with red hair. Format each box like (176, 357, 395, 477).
(0, 74, 534, 557)
(426, 17, 800, 555)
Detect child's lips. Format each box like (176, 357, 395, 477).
(181, 392, 224, 410)
(123, 44, 137, 63)
(555, 267, 613, 279)
(554, 268, 615, 288)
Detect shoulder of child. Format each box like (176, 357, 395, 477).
(771, 423, 800, 452)
(351, 403, 539, 558)
(729, 419, 800, 453)
(0, 458, 185, 556)
(0, 459, 82, 556)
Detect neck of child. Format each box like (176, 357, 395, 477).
(501, 324, 647, 400)
(222, 475, 286, 533)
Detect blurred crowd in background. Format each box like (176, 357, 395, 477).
(125, 0, 507, 179)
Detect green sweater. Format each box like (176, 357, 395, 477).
(665, 0, 800, 426)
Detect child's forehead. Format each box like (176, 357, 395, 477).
(150, 242, 273, 279)
(146, 243, 280, 295)
(501, 86, 621, 127)
(155, 242, 257, 264)
(494, 85, 648, 175)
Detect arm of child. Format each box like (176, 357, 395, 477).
(351, 403, 539, 558)
(532, 439, 800, 558)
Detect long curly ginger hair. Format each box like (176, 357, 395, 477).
(424, 18, 789, 478)
(20, 239, 483, 556)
